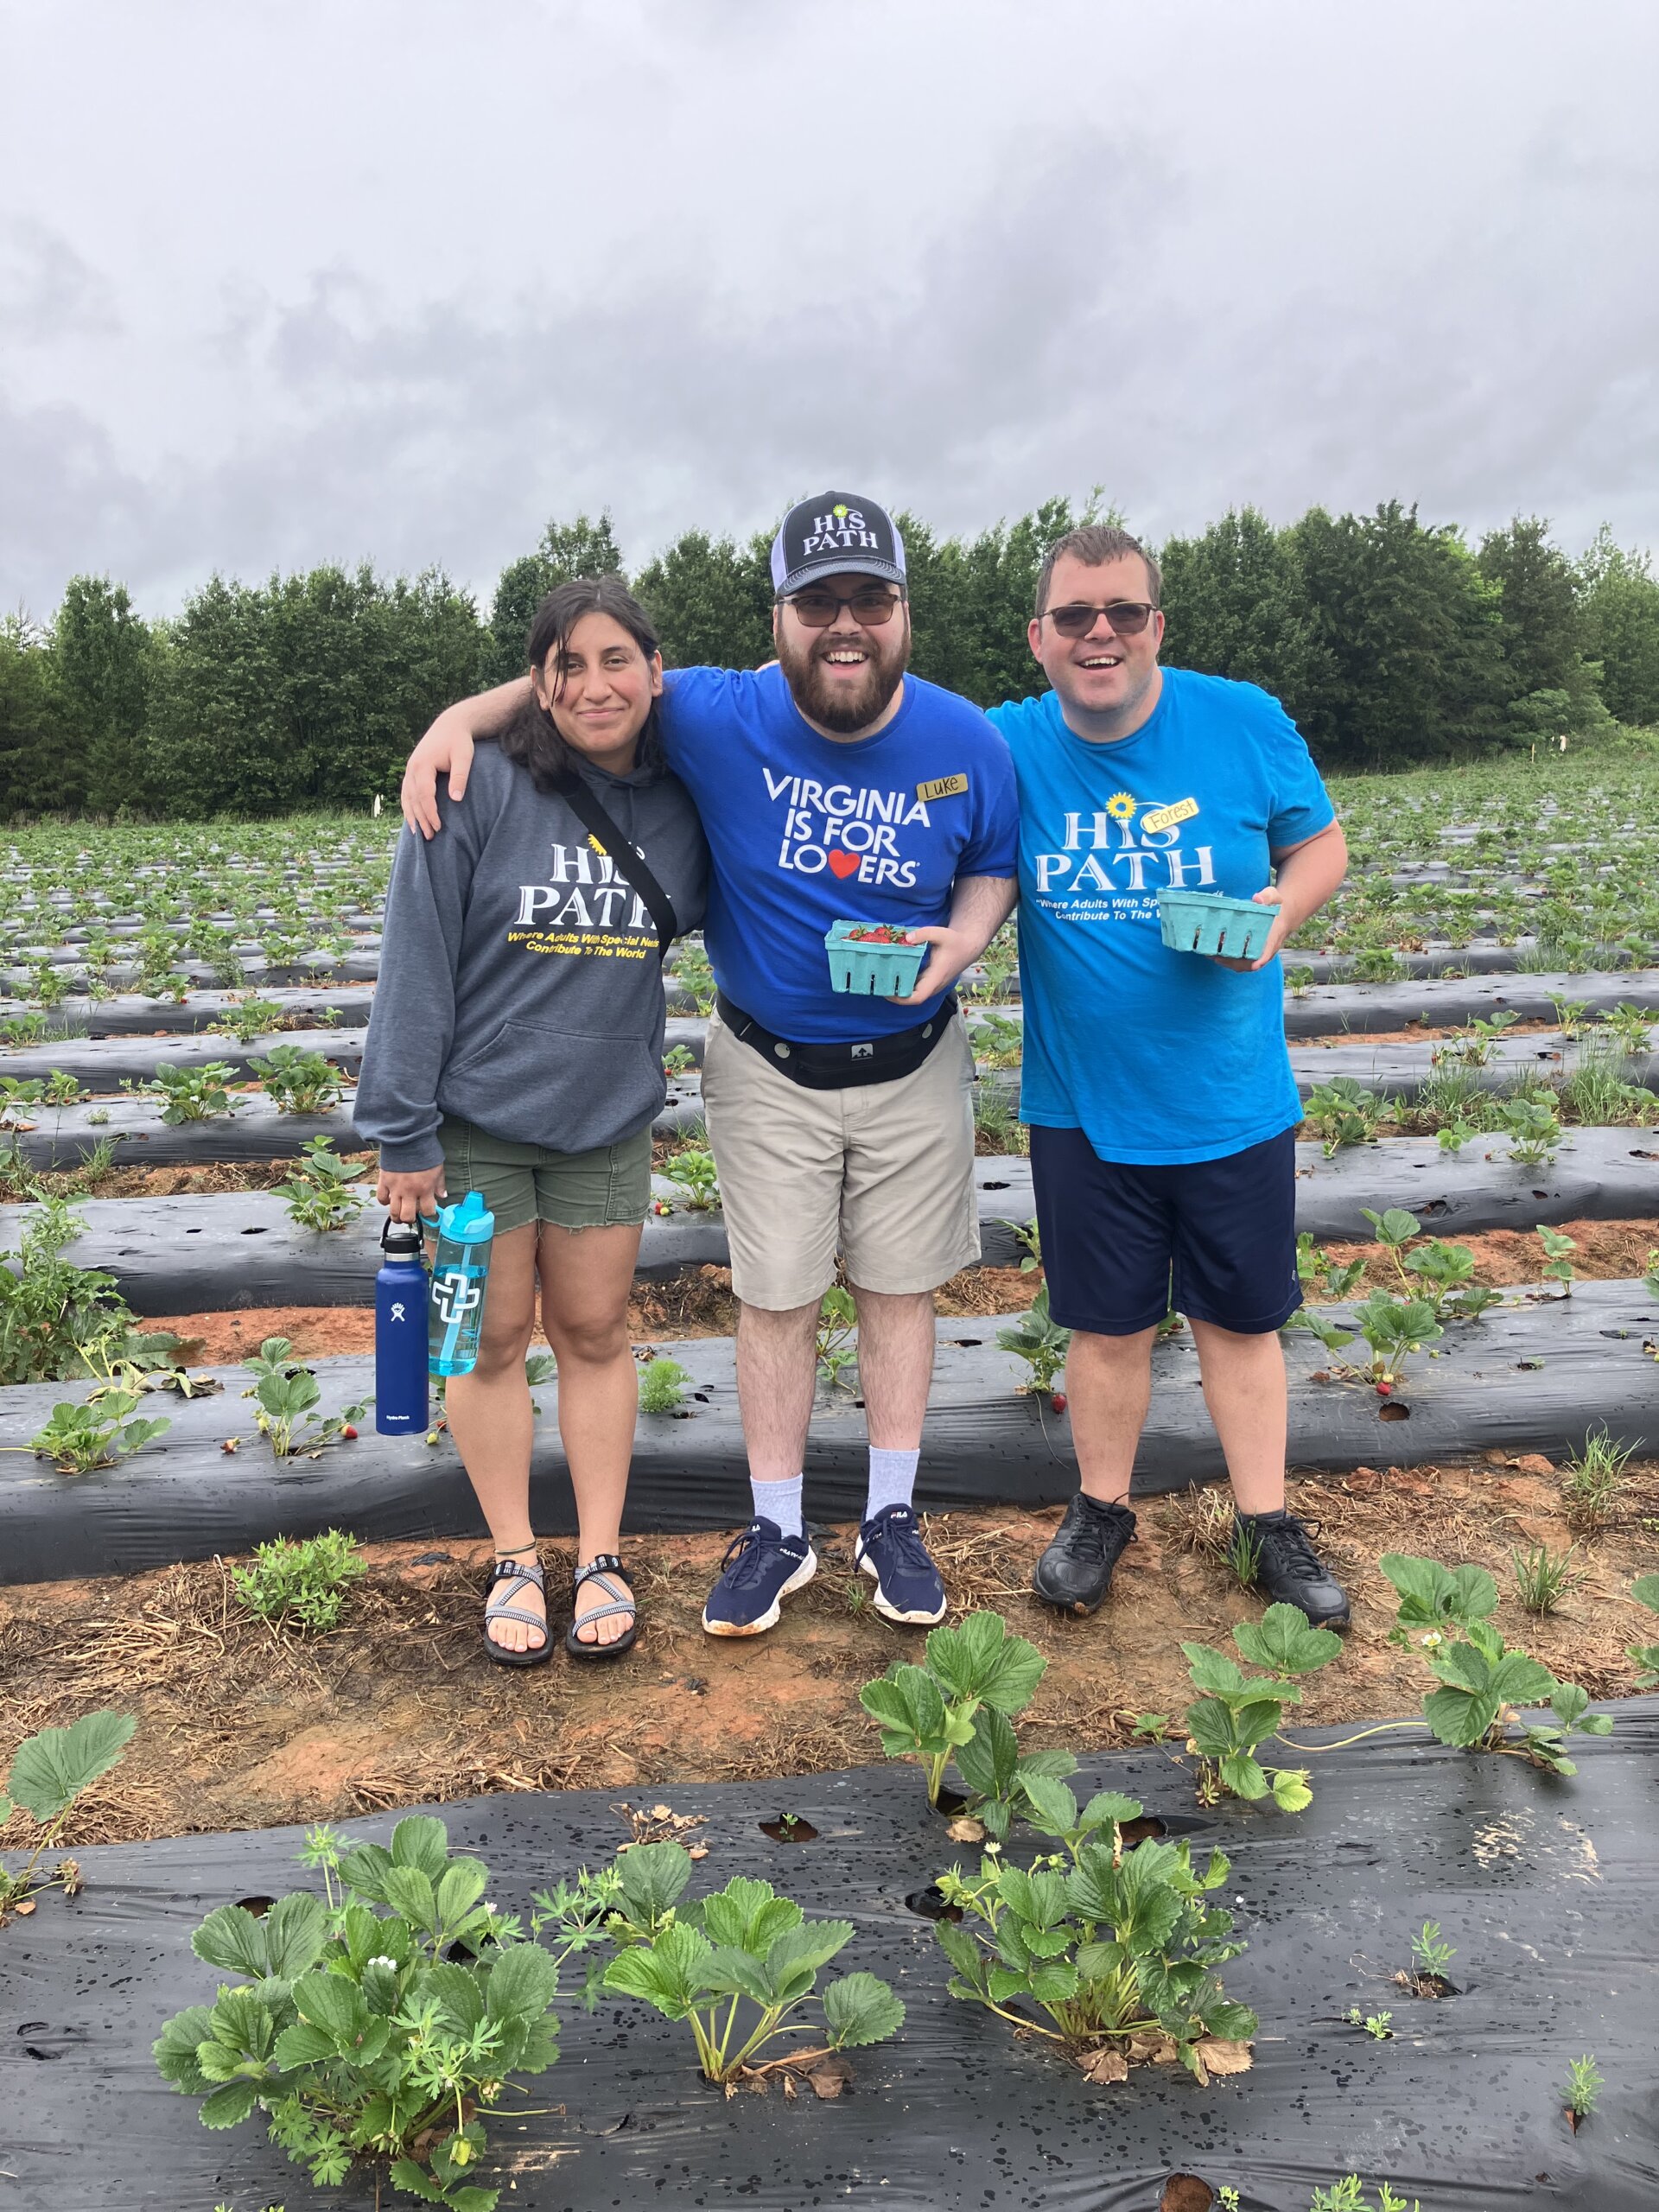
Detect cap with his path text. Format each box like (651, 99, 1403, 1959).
(770, 491, 907, 597)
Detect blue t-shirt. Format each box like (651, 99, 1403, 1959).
(661, 666, 1019, 1041)
(987, 669, 1335, 1165)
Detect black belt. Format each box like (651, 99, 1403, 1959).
(715, 991, 958, 1091)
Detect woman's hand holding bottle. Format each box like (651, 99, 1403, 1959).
(377, 1165, 447, 1224)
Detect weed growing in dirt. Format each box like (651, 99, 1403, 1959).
(1560, 1427, 1634, 1532)
(157, 1814, 605, 2208)
(1380, 1554, 1612, 1772)
(859, 1610, 1062, 1827)
(1345, 2005, 1394, 2039)
(1564, 2052, 1603, 2120)
(28, 1385, 171, 1473)
(232, 1531, 367, 1632)
(278, 1137, 369, 1231)
(130, 1061, 243, 1122)
(1224, 1521, 1262, 1591)
(1410, 1921, 1455, 1980)
(1627, 1575, 1659, 1686)
(601, 1841, 903, 2086)
(251, 1045, 346, 1116)
(0, 1710, 135, 1925)
(1510, 1541, 1582, 1614)
(1309, 2181, 1420, 2212)
(1181, 1605, 1340, 1812)
(1002, 1216, 1042, 1273)
(935, 1808, 1255, 2085)
(241, 1337, 368, 1459)
(996, 1286, 1071, 1395)
(0, 1198, 134, 1383)
(638, 1357, 690, 1414)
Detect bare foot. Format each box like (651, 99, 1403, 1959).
(571, 1565, 635, 1649)
(485, 1559, 548, 1656)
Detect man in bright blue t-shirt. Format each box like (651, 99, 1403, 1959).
(403, 494, 1020, 1644)
(987, 524, 1351, 1627)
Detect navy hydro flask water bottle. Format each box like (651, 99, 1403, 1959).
(375, 1217, 429, 1435)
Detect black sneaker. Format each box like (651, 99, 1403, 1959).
(1240, 1510, 1350, 1628)
(1033, 1492, 1136, 1615)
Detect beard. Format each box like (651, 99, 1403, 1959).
(778, 612, 910, 734)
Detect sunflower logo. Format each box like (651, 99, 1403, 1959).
(1105, 791, 1138, 823)
(833, 503, 849, 520)
(587, 832, 609, 856)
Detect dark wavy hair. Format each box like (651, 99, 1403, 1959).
(500, 575, 667, 790)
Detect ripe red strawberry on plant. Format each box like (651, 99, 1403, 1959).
(847, 924, 914, 944)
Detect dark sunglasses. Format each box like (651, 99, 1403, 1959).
(1042, 600, 1159, 639)
(782, 583, 905, 629)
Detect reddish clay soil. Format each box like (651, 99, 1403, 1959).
(4, 1457, 1656, 1849)
(130, 1223, 1656, 1367)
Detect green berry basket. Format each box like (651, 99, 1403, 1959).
(825, 919, 929, 996)
(1156, 887, 1275, 960)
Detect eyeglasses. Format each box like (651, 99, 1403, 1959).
(1042, 600, 1159, 639)
(782, 583, 905, 629)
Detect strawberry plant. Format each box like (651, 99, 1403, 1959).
(278, 1136, 370, 1231)
(28, 1385, 172, 1473)
(815, 1285, 858, 1391)
(1296, 1233, 1364, 1300)
(996, 1285, 1071, 1395)
(969, 1010, 1024, 1068)
(1491, 1093, 1561, 1166)
(934, 1813, 1256, 2085)
(156, 1815, 606, 2209)
(1303, 1077, 1385, 1155)
(661, 1147, 720, 1210)
(1627, 1574, 1659, 1687)
(1180, 1605, 1341, 1812)
(208, 995, 287, 1046)
(672, 941, 716, 1015)
(251, 1044, 347, 1116)
(1, 1710, 136, 1924)
(1379, 1554, 1612, 1773)
(599, 1842, 903, 2085)
(1537, 1224, 1577, 1295)
(242, 1336, 368, 1459)
(131, 1061, 243, 1123)
(859, 1610, 1061, 1825)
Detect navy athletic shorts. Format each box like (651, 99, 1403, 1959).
(1029, 1123, 1302, 1337)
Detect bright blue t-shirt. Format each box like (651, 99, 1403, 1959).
(987, 669, 1336, 1165)
(661, 666, 1019, 1041)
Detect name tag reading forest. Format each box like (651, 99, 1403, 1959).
(1141, 797, 1199, 835)
(916, 773, 969, 803)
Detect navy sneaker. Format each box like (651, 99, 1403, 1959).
(855, 1503, 948, 1626)
(702, 1517, 817, 1637)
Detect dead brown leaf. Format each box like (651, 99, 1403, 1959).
(1077, 2046, 1128, 2084)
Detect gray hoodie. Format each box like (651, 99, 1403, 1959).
(354, 745, 708, 1171)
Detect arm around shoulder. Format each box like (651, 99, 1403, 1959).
(401, 676, 533, 838)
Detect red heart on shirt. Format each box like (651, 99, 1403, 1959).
(828, 851, 861, 879)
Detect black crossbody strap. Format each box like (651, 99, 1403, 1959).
(552, 773, 678, 963)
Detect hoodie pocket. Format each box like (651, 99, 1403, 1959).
(441, 1024, 665, 1155)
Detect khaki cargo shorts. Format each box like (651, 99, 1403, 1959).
(699, 1006, 980, 1310)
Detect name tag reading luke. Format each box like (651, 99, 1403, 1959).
(1141, 797, 1199, 835)
(916, 772, 969, 803)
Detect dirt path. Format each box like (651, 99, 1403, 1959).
(5, 1456, 1655, 1849)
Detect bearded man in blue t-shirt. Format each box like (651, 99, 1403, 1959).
(987, 524, 1351, 1625)
(402, 493, 1020, 1643)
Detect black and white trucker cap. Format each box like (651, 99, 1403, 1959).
(769, 492, 907, 597)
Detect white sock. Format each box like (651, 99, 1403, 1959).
(864, 1446, 921, 1523)
(752, 1474, 804, 1540)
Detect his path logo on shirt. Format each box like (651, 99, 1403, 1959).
(506, 839, 658, 959)
(1032, 797, 1215, 912)
(763, 766, 932, 886)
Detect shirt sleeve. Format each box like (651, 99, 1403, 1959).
(351, 784, 483, 1172)
(1261, 696, 1336, 851)
(958, 725, 1020, 877)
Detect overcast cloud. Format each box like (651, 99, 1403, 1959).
(3, 0, 1656, 617)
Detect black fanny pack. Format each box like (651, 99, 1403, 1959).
(715, 990, 958, 1091)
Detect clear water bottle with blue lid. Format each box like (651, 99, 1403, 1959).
(425, 1189, 495, 1377)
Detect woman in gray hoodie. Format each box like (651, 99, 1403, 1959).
(355, 578, 708, 1666)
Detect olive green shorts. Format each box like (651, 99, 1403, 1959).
(436, 1116, 653, 1236)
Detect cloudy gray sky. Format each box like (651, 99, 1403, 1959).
(3, 0, 1656, 618)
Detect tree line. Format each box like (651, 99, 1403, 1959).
(3, 498, 1657, 819)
